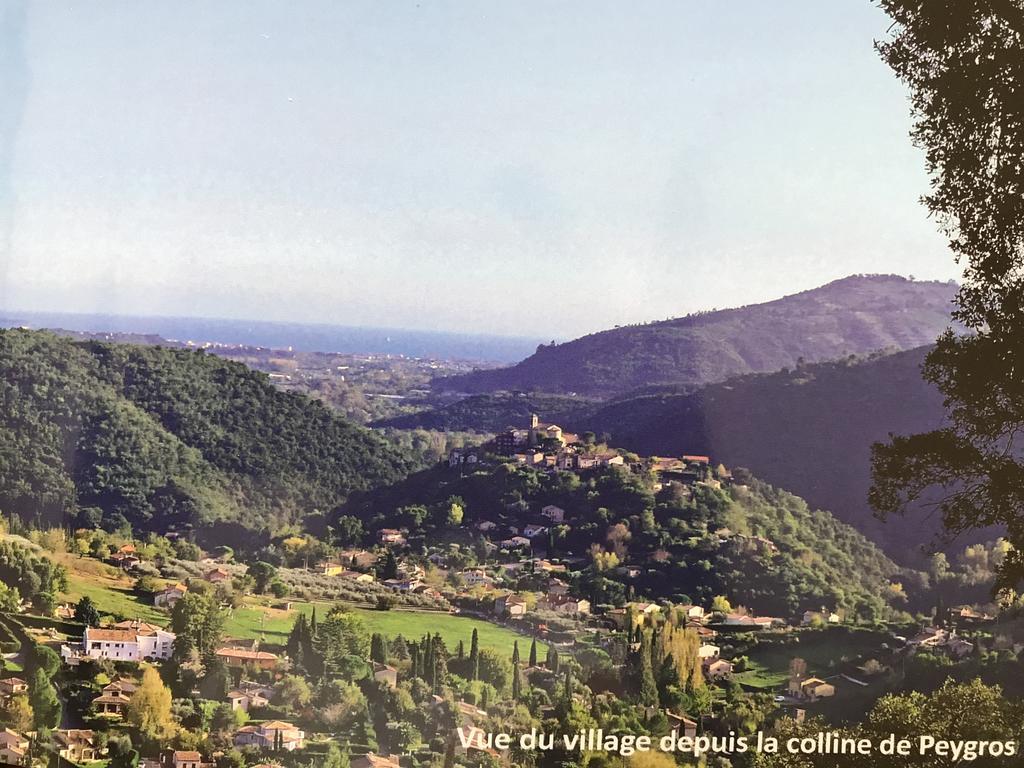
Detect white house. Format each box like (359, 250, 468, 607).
(63, 622, 175, 663)
(234, 721, 305, 751)
(523, 524, 548, 539)
(541, 505, 565, 523)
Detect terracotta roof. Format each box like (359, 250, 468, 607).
(174, 750, 203, 760)
(86, 628, 139, 642)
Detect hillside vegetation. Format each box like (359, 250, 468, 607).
(338, 461, 903, 619)
(436, 275, 957, 397)
(577, 346, 962, 562)
(0, 329, 413, 534)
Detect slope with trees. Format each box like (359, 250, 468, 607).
(437, 275, 958, 397)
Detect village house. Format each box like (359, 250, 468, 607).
(703, 658, 733, 680)
(154, 582, 188, 609)
(537, 594, 590, 616)
(316, 561, 345, 577)
(373, 662, 398, 688)
(169, 750, 206, 768)
(0, 677, 27, 699)
(495, 593, 528, 618)
(476, 520, 498, 531)
(698, 643, 720, 660)
(541, 505, 565, 523)
(523, 524, 548, 538)
(351, 753, 402, 768)
(790, 677, 836, 701)
(205, 568, 231, 584)
(215, 647, 279, 671)
(0, 729, 28, 766)
(233, 721, 305, 751)
(93, 687, 131, 718)
(226, 684, 270, 713)
(107, 551, 142, 570)
(723, 614, 783, 629)
(340, 569, 375, 584)
(460, 569, 493, 588)
(383, 577, 424, 592)
(377, 528, 407, 546)
(548, 578, 570, 596)
(55, 603, 76, 620)
(54, 730, 101, 763)
(339, 549, 377, 569)
(63, 622, 175, 664)
(665, 712, 698, 740)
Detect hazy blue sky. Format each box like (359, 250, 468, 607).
(0, 1, 957, 338)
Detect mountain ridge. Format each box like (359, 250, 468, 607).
(436, 274, 959, 397)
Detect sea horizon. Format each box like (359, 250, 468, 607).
(0, 309, 546, 363)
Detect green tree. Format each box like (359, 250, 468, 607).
(247, 562, 277, 594)
(28, 669, 60, 729)
(171, 591, 226, 660)
(869, 0, 1024, 589)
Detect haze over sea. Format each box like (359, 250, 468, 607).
(0, 310, 545, 363)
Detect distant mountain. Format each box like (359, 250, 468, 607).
(0, 329, 414, 536)
(575, 346, 968, 564)
(436, 275, 959, 397)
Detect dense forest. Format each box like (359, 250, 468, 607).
(437, 275, 958, 397)
(0, 329, 413, 535)
(337, 461, 904, 620)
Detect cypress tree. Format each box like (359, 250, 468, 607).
(511, 640, 520, 667)
(528, 638, 538, 667)
(469, 628, 480, 681)
(370, 633, 388, 664)
(638, 631, 659, 710)
(546, 646, 559, 673)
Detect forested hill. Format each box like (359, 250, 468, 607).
(577, 346, 962, 563)
(337, 461, 903, 618)
(0, 329, 414, 534)
(436, 275, 958, 397)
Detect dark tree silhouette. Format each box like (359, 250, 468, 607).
(870, 0, 1024, 590)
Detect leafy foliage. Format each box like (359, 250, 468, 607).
(869, 1, 1024, 589)
(0, 330, 413, 534)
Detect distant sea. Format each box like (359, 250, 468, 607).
(0, 310, 544, 363)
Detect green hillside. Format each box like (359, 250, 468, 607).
(576, 346, 964, 563)
(338, 460, 904, 620)
(0, 329, 413, 535)
(436, 275, 957, 397)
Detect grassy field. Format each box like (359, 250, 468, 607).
(58, 558, 544, 659)
(63, 571, 167, 626)
(732, 628, 889, 691)
(224, 601, 546, 657)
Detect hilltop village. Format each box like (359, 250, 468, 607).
(0, 412, 1016, 768)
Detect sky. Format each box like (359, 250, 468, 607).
(0, 0, 958, 339)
